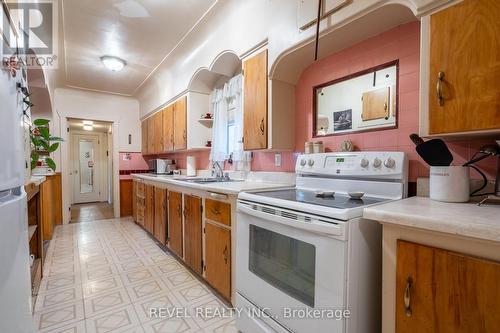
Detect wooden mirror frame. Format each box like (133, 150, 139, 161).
(312, 59, 399, 138)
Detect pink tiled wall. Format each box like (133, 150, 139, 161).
(149, 21, 497, 181)
(119, 152, 149, 179)
(292, 21, 496, 181)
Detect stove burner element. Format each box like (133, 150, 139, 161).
(348, 192, 365, 200)
(315, 191, 335, 198)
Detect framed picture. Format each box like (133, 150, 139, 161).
(333, 109, 352, 132)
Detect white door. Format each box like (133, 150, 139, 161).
(73, 135, 101, 203)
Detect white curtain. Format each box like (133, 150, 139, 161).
(210, 73, 252, 169)
(226, 74, 252, 171)
(210, 88, 228, 162)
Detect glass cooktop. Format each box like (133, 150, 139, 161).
(250, 189, 388, 209)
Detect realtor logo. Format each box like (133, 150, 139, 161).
(1, 0, 59, 67)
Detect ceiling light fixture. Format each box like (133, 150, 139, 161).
(82, 120, 94, 125)
(83, 125, 93, 131)
(100, 56, 126, 72)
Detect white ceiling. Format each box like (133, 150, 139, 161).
(62, 0, 217, 96)
(68, 118, 113, 133)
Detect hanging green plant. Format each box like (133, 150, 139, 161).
(30, 118, 63, 171)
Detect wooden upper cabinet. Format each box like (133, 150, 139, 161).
(174, 96, 187, 151)
(153, 112, 163, 154)
(428, 0, 500, 134)
(147, 116, 155, 155)
(141, 120, 148, 155)
(144, 184, 154, 234)
(162, 104, 174, 152)
(168, 191, 183, 258)
(396, 240, 500, 333)
(184, 195, 202, 274)
(243, 49, 268, 150)
(205, 222, 231, 301)
(153, 187, 167, 245)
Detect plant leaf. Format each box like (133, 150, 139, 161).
(31, 136, 41, 147)
(33, 119, 50, 126)
(46, 157, 56, 171)
(40, 141, 49, 151)
(39, 127, 50, 140)
(48, 142, 59, 153)
(49, 136, 64, 142)
(31, 151, 39, 162)
(31, 160, 37, 170)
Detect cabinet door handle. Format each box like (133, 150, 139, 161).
(211, 208, 221, 215)
(404, 277, 413, 317)
(223, 245, 228, 264)
(436, 71, 445, 106)
(260, 118, 265, 135)
(208, 192, 228, 200)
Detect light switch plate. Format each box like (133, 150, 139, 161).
(275, 153, 282, 167)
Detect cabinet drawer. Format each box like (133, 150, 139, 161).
(205, 199, 231, 226)
(136, 182, 145, 197)
(137, 207, 144, 223)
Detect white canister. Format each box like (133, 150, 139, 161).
(186, 156, 197, 177)
(429, 166, 470, 203)
(304, 142, 314, 154)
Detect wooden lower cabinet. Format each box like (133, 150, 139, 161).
(144, 184, 154, 234)
(40, 176, 56, 241)
(204, 222, 231, 300)
(184, 195, 202, 274)
(396, 240, 500, 333)
(154, 188, 167, 244)
(168, 191, 183, 258)
(132, 180, 137, 221)
(120, 179, 133, 217)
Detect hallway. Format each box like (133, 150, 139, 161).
(71, 203, 115, 223)
(34, 218, 237, 332)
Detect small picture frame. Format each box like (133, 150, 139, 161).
(333, 109, 353, 132)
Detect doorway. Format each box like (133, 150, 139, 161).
(73, 135, 101, 203)
(68, 119, 113, 223)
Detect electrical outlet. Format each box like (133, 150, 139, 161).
(275, 153, 282, 167)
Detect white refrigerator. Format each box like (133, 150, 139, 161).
(0, 67, 35, 332)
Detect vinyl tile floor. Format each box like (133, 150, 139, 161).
(35, 217, 238, 333)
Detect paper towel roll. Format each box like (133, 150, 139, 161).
(186, 156, 196, 177)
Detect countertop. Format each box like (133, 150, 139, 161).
(25, 175, 46, 186)
(363, 196, 500, 243)
(131, 173, 294, 195)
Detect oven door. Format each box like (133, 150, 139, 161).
(236, 200, 347, 333)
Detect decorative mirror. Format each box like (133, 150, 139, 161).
(313, 60, 398, 137)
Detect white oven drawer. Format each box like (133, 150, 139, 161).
(236, 202, 347, 333)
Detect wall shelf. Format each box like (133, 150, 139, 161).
(198, 118, 213, 128)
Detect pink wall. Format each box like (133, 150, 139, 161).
(293, 21, 496, 181)
(150, 21, 497, 181)
(119, 152, 149, 179)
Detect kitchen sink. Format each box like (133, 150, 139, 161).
(178, 177, 242, 184)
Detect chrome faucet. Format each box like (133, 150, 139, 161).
(212, 161, 229, 180)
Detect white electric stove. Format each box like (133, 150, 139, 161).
(235, 152, 408, 333)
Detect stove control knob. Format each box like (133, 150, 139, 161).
(300, 159, 307, 167)
(308, 159, 315, 167)
(360, 158, 369, 168)
(373, 158, 382, 168)
(384, 157, 396, 168)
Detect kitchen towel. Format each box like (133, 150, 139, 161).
(186, 156, 196, 177)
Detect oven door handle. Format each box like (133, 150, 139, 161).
(237, 201, 345, 237)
